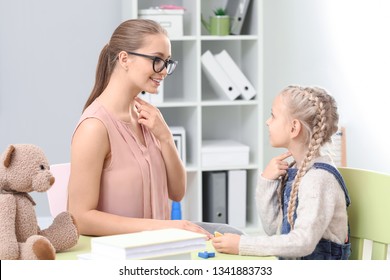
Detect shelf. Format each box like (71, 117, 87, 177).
(201, 100, 258, 106)
(201, 164, 259, 172)
(155, 101, 198, 108)
(200, 35, 258, 41)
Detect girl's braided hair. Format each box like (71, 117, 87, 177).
(278, 85, 339, 228)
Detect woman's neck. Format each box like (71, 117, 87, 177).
(98, 77, 140, 122)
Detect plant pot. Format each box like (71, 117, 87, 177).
(209, 15, 230, 35)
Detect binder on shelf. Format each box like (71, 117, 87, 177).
(202, 171, 227, 223)
(150, 80, 164, 104)
(137, 81, 164, 104)
(214, 50, 256, 100)
(225, 0, 251, 35)
(227, 170, 247, 228)
(170, 126, 186, 165)
(201, 50, 240, 101)
(138, 91, 150, 102)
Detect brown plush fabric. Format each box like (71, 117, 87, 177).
(0, 144, 79, 260)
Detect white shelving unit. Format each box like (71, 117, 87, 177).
(122, 0, 263, 231)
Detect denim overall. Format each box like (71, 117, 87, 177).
(280, 162, 351, 260)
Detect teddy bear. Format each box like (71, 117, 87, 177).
(0, 144, 79, 260)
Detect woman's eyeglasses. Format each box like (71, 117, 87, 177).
(127, 51, 178, 75)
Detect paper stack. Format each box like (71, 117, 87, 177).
(78, 228, 206, 260)
(201, 50, 256, 101)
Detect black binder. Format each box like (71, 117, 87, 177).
(202, 171, 227, 223)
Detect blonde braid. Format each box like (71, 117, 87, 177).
(286, 87, 329, 228)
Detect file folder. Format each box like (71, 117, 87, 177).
(201, 50, 240, 101)
(214, 50, 256, 100)
(202, 171, 227, 223)
(227, 170, 247, 228)
(138, 80, 164, 104)
(225, 0, 251, 35)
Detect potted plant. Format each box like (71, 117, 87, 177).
(201, 7, 230, 35)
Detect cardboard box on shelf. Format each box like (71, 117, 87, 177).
(139, 8, 184, 37)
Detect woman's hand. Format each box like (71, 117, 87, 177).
(134, 97, 171, 142)
(166, 220, 214, 240)
(212, 233, 241, 255)
(262, 151, 292, 180)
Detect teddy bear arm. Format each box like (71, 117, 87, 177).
(0, 195, 20, 259)
(39, 212, 79, 252)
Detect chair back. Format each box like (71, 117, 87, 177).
(339, 167, 390, 260)
(47, 163, 70, 217)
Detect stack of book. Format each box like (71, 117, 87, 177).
(78, 228, 207, 260)
(201, 49, 256, 101)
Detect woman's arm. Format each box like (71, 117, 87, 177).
(158, 137, 186, 201)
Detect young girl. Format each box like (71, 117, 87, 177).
(67, 19, 212, 238)
(212, 85, 351, 259)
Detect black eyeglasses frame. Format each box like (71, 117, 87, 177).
(126, 51, 178, 75)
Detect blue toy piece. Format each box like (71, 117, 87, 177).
(197, 251, 215, 259)
(207, 251, 215, 257)
(171, 201, 182, 220)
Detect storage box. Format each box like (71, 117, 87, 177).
(139, 8, 184, 37)
(201, 140, 249, 167)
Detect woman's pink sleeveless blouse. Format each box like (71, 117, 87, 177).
(73, 100, 170, 220)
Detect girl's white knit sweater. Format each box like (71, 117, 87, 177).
(239, 155, 349, 258)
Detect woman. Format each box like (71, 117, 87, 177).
(68, 19, 211, 238)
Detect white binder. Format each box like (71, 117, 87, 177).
(225, 0, 251, 35)
(227, 169, 247, 228)
(138, 80, 164, 104)
(138, 91, 150, 102)
(214, 50, 256, 100)
(201, 50, 240, 101)
(150, 80, 164, 104)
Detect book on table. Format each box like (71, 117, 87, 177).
(82, 228, 207, 260)
(78, 251, 193, 260)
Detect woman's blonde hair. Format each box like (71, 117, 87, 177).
(83, 19, 168, 112)
(280, 85, 339, 228)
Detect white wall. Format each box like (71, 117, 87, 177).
(263, 0, 390, 174)
(0, 0, 122, 216)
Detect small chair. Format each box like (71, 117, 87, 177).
(339, 167, 390, 260)
(47, 163, 70, 217)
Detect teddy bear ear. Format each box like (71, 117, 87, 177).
(3, 145, 16, 168)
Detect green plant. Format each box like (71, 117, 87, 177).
(213, 8, 226, 16)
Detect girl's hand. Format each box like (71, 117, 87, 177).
(262, 151, 292, 180)
(134, 97, 171, 142)
(212, 233, 240, 255)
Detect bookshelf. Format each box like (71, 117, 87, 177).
(121, 0, 263, 231)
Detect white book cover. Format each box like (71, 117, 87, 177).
(228, 169, 247, 228)
(90, 228, 206, 260)
(78, 251, 192, 260)
(214, 50, 256, 100)
(201, 50, 240, 101)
